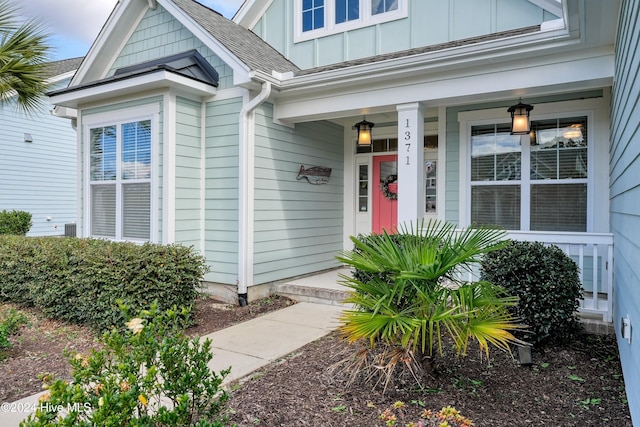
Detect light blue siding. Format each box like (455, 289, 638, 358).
(0, 79, 76, 236)
(253, 0, 554, 69)
(610, 0, 640, 422)
(175, 97, 202, 250)
(203, 98, 241, 284)
(253, 103, 344, 284)
(109, 4, 234, 89)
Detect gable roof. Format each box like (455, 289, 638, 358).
(169, 0, 299, 75)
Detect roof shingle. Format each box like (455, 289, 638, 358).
(44, 57, 83, 79)
(170, 0, 299, 74)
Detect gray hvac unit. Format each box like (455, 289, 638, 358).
(64, 223, 76, 237)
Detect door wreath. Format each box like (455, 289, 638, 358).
(380, 174, 398, 200)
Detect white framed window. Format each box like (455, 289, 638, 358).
(294, 0, 407, 43)
(371, 0, 398, 15)
(83, 105, 159, 242)
(466, 115, 590, 232)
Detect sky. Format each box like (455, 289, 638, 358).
(19, 0, 245, 61)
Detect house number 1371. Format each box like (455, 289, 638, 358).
(404, 119, 412, 165)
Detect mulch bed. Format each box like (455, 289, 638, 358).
(228, 331, 631, 426)
(0, 294, 293, 403)
(0, 295, 631, 426)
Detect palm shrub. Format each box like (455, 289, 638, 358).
(480, 241, 583, 346)
(336, 220, 524, 388)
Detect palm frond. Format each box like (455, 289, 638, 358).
(0, 1, 51, 114)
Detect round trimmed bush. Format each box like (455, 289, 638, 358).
(480, 241, 583, 346)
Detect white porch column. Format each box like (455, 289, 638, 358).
(396, 103, 425, 228)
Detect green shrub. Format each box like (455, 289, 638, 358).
(480, 241, 583, 346)
(22, 304, 231, 426)
(0, 236, 209, 332)
(0, 210, 32, 235)
(337, 220, 522, 388)
(0, 308, 28, 359)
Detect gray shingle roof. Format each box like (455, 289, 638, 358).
(44, 57, 83, 79)
(170, 0, 299, 74)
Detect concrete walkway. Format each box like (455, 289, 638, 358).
(206, 302, 344, 384)
(0, 302, 345, 426)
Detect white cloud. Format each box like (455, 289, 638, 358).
(18, 0, 244, 60)
(21, 0, 118, 46)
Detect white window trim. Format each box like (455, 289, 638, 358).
(458, 102, 595, 232)
(82, 104, 160, 243)
(294, 0, 408, 43)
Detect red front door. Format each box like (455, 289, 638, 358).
(372, 155, 398, 234)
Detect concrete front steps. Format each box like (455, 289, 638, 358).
(272, 267, 351, 306)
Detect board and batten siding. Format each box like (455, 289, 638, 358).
(252, 0, 555, 69)
(80, 97, 164, 240)
(203, 98, 241, 284)
(109, 4, 234, 89)
(174, 97, 202, 250)
(253, 103, 344, 284)
(0, 79, 76, 236)
(610, 0, 640, 422)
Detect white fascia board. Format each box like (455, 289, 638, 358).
(72, 0, 146, 85)
(157, 0, 252, 86)
(234, 0, 273, 28)
(49, 71, 216, 109)
(274, 48, 613, 123)
(48, 70, 78, 85)
(51, 105, 78, 120)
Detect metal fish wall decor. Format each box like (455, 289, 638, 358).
(297, 165, 332, 185)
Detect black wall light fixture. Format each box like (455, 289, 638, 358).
(354, 117, 374, 146)
(508, 99, 534, 135)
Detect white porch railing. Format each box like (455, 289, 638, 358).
(506, 231, 614, 323)
(456, 231, 614, 323)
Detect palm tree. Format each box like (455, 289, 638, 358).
(336, 220, 525, 388)
(0, 0, 51, 113)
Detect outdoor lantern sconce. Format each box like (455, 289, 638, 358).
(354, 117, 374, 146)
(508, 99, 534, 135)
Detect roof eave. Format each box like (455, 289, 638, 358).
(48, 69, 216, 109)
(278, 25, 577, 93)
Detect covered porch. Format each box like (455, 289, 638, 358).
(274, 228, 614, 328)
